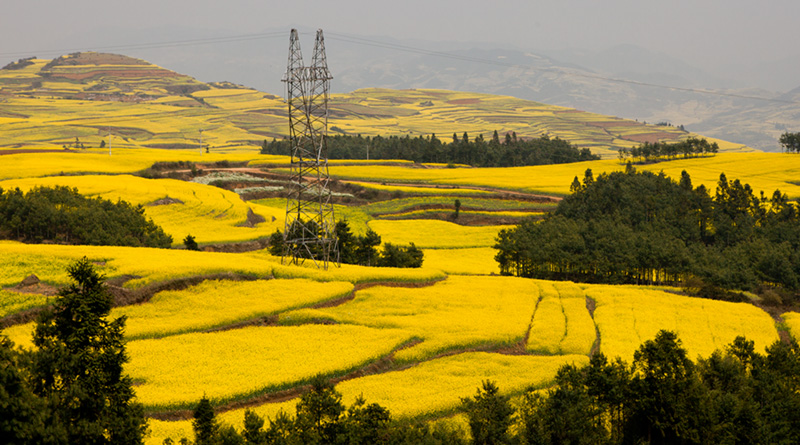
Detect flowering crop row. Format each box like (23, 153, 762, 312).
(588, 285, 779, 362)
(116, 279, 354, 339)
(147, 352, 588, 445)
(783, 312, 800, 343)
(368, 219, 507, 249)
(126, 324, 414, 410)
(526, 281, 596, 355)
(281, 275, 538, 362)
(0, 174, 284, 245)
(421, 247, 499, 275)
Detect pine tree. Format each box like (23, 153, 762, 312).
(460, 380, 514, 445)
(193, 396, 218, 445)
(29, 257, 147, 444)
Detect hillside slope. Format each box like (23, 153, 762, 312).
(0, 52, 753, 158)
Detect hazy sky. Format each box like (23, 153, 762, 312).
(2, 0, 799, 90)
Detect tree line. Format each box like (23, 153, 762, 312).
(269, 220, 424, 268)
(0, 185, 172, 248)
(617, 137, 719, 164)
(260, 132, 600, 167)
(514, 331, 800, 445)
(495, 166, 800, 298)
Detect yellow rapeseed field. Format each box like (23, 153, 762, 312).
(421, 247, 499, 275)
(268, 257, 447, 284)
(335, 352, 589, 419)
(0, 289, 49, 318)
(126, 324, 414, 410)
(368, 219, 508, 249)
(587, 285, 779, 362)
(0, 242, 276, 288)
(526, 281, 595, 355)
(327, 153, 800, 199)
(1, 322, 35, 350)
(146, 352, 588, 444)
(0, 174, 284, 245)
(116, 279, 354, 339)
(281, 275, 538, 361)
(783, 312, 800, 343)
(0, 148, 270, 181)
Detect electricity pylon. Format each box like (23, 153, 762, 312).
(281, 29, 338, 268)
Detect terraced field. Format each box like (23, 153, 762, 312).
(0, 53, 752, 158)
(1, 236, 788, 444)
(1, 51, 797, 444)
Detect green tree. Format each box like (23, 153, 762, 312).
(460, 380, 514, 445)
(354, 229, 381, 266)
(343, 395, 392, 444)
(184, 234, 200, 251)
(242, 409, 268, 444)
(193, 396, 218, 445)
(29, 257, 147, 444)
(377, 242, 424, 268)
(268, 229, 286, 256)
(335, 220, 357, 264)
(295, 375, 345, 444)
(779, 131, 800, 153)
(0, 336, 54, 444)
(627, 330, 705, 444)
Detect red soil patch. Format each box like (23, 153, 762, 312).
(587, 121, 642, 128)
(446, 98, 481, 105)
(624, 132, 682, 144)
(49, 68, 182, 81)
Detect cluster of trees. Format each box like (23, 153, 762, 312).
(516, 331, 800, 445)
(0, 258, 147, 443)
(0, 185, 173, 247)
(182, 377, 466, 445)
(268, 220, 424, 268)
(495, 167, 800, 296)
(617, 137, 718, 164)
(261, 132, 599, 167)
(175, 331, 800, 445)
(780, 131, 800, 153)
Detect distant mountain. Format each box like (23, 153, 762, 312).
(332, 44, 795, 152)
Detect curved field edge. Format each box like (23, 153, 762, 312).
(146, 352, 588, 444)
(129, 324, 418, 413)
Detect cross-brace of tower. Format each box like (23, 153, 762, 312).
(281, 29, 338, 268)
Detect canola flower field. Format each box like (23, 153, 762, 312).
(1, 146, 794, 444)
(0, 53, 795, 443)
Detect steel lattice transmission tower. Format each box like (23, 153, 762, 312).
(281, 29, 338, 268)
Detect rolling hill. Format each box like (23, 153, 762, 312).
(0, 52, 753, 158)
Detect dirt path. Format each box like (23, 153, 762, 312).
(340, 179, 562, 202)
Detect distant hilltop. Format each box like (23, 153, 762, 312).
(0, 52, 754, 157)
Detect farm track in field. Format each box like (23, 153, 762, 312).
(160, 166, 562, 203)
(340, 179, 563, 202)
